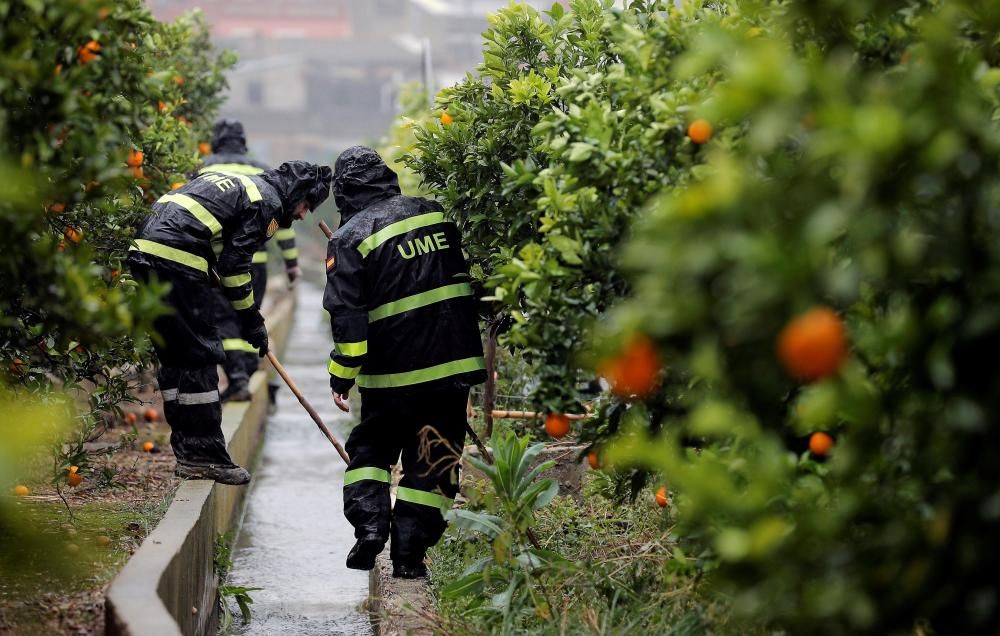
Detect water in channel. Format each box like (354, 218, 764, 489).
(227, 281, 371, 636)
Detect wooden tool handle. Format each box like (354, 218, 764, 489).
(318, 220, 334, 239)
(266, 351, 351, 465)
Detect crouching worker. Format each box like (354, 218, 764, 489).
(128, 161, 333, 485)
(324, 147, 486, 578)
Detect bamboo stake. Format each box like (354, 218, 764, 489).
(477, 409, 591, 421)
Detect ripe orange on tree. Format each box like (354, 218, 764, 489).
(544, 413, 570, 439)
(778, 306, 848, 382)
(64, 226, 82, 243)
(599, 334, 662, 399)
(77, 40, 101, 64)
(68, 465, 79, 474)
(440, 112, 454, 125)
(144, 408, 159, 422)
(174, 75, 184, 86)
(125, 412, 137, 425)
(198, 142, 211, 156)
(47, 202, 65, 214)
(98, 6, 110, 19)
(809, 431, 834, 456)
(687, 119, 712, 144)
(14, 484, 29, 497)
(126, 149, 144, 167)
(142, 441, 155, 452)
(9, 357, 25, 373)
(157, 100, 167, 113)
(130, 166, 144, 179)
(67, 472, 83, 487)
(655, 486, 669, 508)
(587, 450, 601, 470)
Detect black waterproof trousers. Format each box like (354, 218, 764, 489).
(216, 263, 268, 389)
(343, 386, 469, 567)
(131, 264, 237, 467)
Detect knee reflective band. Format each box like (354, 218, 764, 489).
(197, 163, 264, 176)
(129, 239, 208, 273)
(334, 340, 368, 357)
(252, 251, 268, 264)
(395, 486, 454, 512)
(281, 247, 299, 259)
(177, 390, 220, 405)
(357, 212, 446, 258)
(230, 291, 255, 311)
(328, 358, 361, 379)
(343, 467, 391, 486)
(222, 272, 252, 288)
(368, 282, 473, 323)
(157, 193, 222, 235)
(357, 356, 485, 389)
(222, 338, 258, 353)
(162, 388, 178, 402)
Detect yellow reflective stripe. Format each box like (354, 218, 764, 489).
(129, 239, 207, 273)
(328, 358, 361, 379)
(157, 193, 222, 235)
(357, 212, 445, 258)
(221, 273, 251, 287)
(368, 283, 473, 323)
(222, 338, 258, 353)
(234, 174, 262, 202)
(282, 247, 299, 259)
(358, 356, 485, 389)
(335, 340, 367, 357)
(275, 228, 296, 240)
(343, 467, 390, 486)
(230, 291, 254, 311)
(395, 486, 453, 511)
(252, 251, 268, 264)
(197, 163, 264, 175)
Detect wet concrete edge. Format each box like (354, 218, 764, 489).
(105, 289, 295, 636)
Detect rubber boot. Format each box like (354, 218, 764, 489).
(346, 536, 385, 571)
(175, 461, 251, 485)
(220, 383, 252, 403)
(392, 560, 429, 579)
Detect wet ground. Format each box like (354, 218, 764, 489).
(227, 282, 371, 636)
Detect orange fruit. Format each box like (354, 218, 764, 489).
(68, 466, 79, 474)
(67, 472, 83, 487)
(144, 408, 159, 422)
(809, 431, 834, 456)
(58, 241, 66, 252)
(198, 142, 211, 156)
(64, 226, 82, 243)
(85, 180, 100, 192)
(142, 441, 155, 452)
(98, 7, 110, 19)
(125, 412, 137, 425)
(174, 75, 184, 86)
(9, 358, 25, 373)
(176, 116, 190, 126)
(687, 119, 712, 144)
(440, 112, 454, 125)
(54, 64, 63, 76)
(171, 182, 184, 190)
(126, 149, 144, 167)
(130, 166, 144, 179)
(157, 100, 167, 113)
(47, 202, 66, 214)
(14, 484, 29, 497)
(777, 307, 848, 382)
(77, 40, 101, 64)
(655, 486, 669, 508)
(599, 335, 662, 400)
(110, 269, 120, 279)
(544, 413, 570, 439)
(586, 450, 601, 470)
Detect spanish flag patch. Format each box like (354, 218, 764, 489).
(266, 218, 279, 237)
(326, 255, 336, 271)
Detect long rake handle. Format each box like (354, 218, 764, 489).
(266, 350, 351, 465)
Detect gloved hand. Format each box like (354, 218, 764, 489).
(286, 265, 302, 289)
(243, 321, 269, 358)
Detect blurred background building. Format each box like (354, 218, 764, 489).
(148, 0, 561, 164)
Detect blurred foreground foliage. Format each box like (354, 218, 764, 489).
(405, 0, 1000, 633)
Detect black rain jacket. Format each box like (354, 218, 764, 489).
(324, 146, 486, 395)
(128, 161, 331, 329)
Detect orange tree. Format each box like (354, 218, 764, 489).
(0, 0, 234, 485)
(597, 0, 1000, 633)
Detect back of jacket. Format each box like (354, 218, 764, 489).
(323, 149, 485, 395)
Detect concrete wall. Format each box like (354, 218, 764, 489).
(105, 292, 294, 636)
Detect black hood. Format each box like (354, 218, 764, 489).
(211, 119, 248, 154)
(260, 161, 333, 225)
(333, 146, 400, 223)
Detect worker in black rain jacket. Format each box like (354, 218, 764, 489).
(324, 146, 486, 578)
(127, 160, 332, 485)
(195, 119, 302, 403)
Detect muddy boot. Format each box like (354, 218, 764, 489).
(267, 382, 279, 415)
(346, 536, 385, 570)
(175, 461, 251, 486)
(221, 383, 252, 403)
(392, 560, 428, 579)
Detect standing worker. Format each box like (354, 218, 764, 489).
(196, 119, 302, 403)
(128, 161, 332, 484)
(324, 146, 486, 578)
